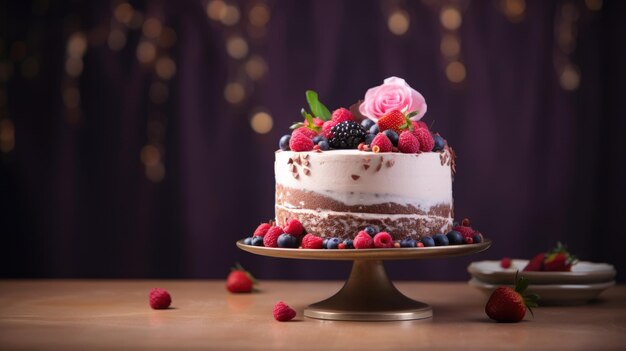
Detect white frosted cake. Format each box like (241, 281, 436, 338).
(275, 149, 455, 240)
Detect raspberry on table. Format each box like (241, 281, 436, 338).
(149, 288, 172, 309)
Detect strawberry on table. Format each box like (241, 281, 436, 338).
(226, 263, 257, 293)
(485, 274, 539, 323)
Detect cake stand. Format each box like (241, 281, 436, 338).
(236, 239, 491, 321)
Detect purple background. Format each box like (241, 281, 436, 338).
(2, 0, 625, 281)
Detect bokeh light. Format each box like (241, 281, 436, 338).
(249, 3, 271, 27)
(207, 0, 226, 21)
(226, 36, 248, 59)
(250, 111, 273, 134)
(114, 3, 134, 25)
(440, 34, 460, 58)
(221, 5, 240, 26)
(159, 27, 177, 49)
(224, 82, 245, 104)
(136, 41, 157, 64)
(502, 0, 526, 23)
(388, 10, 410, 35)
(143, 18, 162, 39)
(585, 0, 603, 11)
(445, 61, 466, 83)
(155, 56, 176, 80)
(140, 144, 161, 167)
(440, 6, 462, 31)
(245, 55, 268, 80)
(560, 64, 580, 91)
(145, 162, 165, 183)
(108, 29, 127, 51)
(65, 57, 83, 77)
(67, 32, 87, 58)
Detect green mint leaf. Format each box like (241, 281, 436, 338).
(306, 90, 331, 121)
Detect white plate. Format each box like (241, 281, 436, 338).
(467, 260, 616, 285)
(469, 278, 615, 305)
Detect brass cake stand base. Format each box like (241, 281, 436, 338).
(237, 239, 491, 321)
(304, 259, 432, 321)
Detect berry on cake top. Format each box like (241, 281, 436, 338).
(278, 77, 448, 154)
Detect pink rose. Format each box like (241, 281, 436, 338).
(359, 77, 427, 122)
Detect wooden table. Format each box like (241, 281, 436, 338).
(0, 280, 624, 350)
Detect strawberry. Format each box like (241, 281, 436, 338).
(226, 263, 256, 293)
(377, 110, 411, 134)
(485, 274, 539, 323)
(370, 133, 392, 153)
(543, 242, 577, 271)
(398, 131, 420, 153)
(522, 253, 545, 272)
(311, 117, 324, 128)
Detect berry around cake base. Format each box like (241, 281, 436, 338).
(274, 150, 454, 240)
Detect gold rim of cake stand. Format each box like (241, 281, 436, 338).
(236, 239, 492, 321)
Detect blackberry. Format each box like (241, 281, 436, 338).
(329, 121, 367, 149)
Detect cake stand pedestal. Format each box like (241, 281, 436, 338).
(236, 240, 491, 321)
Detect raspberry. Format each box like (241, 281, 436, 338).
(149, 288, 171, 309)
(397, 131, 420, 153)
(321, 120, 336, 139)
(338, 243, 346, 249)
(378, 110, 410, 134)
(354, 232, 374, 249)
(289, 133, 314, 152)
(273, 301, 296, 322)
(416, 241, 424, 248)
(500, 257, 512, 269)
(329, 121, 367, 149)
(464, 236, 474, 244)
(331, 108, 354, 123)
(453, 225, 475, 239)
(283, 219, 304, 237)
(413, 128, 434, 152)
(411, 120, 428, 131)
(370, 133, 392, 153)
(292, 127, 317, 139)
(253, 223, 272, 237)
(373, 232, 394, 248)
(301, 233, 323, 249)
(263, 226, 284, 247)
(461, 218, 471, 226)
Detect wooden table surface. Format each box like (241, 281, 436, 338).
(0, 280, 624, 350)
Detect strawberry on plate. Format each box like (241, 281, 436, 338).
(226, 263, 257, 293)
(485, 274, 539, 323)
(522, 242, 577, 272)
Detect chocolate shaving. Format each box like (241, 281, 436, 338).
(303, 168, 310, 176)
(363, 157, 371, 163)
(375, 157, 383, 172)
(292, 172, 299, 179)
(302, 154, 309, 160)
(386, 159, 395, 168)
(294, 155, 302, 165)
(288, 158, 293, 164)
(363, 164, 370, 170)
(289, 164, 296, 172)
(302, 160, 310, 167)
(351, 174, 360, 180)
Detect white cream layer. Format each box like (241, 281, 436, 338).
(275, 150, 453, 210)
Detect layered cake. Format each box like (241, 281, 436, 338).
(275, 149, 454, 240)
(272, 77, 457, 241)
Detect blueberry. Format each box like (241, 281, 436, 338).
(326, 237, 341, 249)
(364, 133, 375, 145)
(383, 130, 399, 146)
(400, 238, 417, 248)
(279, 134, 291, 151)
(363, 226, 379, 237)
(322, 238, 329, 248)
(421, 236, 435, 247)
(343, 239, 354, 249)
(251, 236, 264, 246)
(433, 233, 449, 246)
(432, 134, 445, 151)
(312, 135, 327, 145)
(277, 233, 298, 248)
(244, 237, 253, 245)
(318, 140, 330, 150)
(361, 119, 376, 130)
(369, 124, 380, 135)
(446, 230, 463, 245)
(472, 232, 483, 244)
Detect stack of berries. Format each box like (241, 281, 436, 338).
(243, 218, 485, 249)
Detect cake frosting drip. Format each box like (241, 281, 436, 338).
(274, 150, 454, 239)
